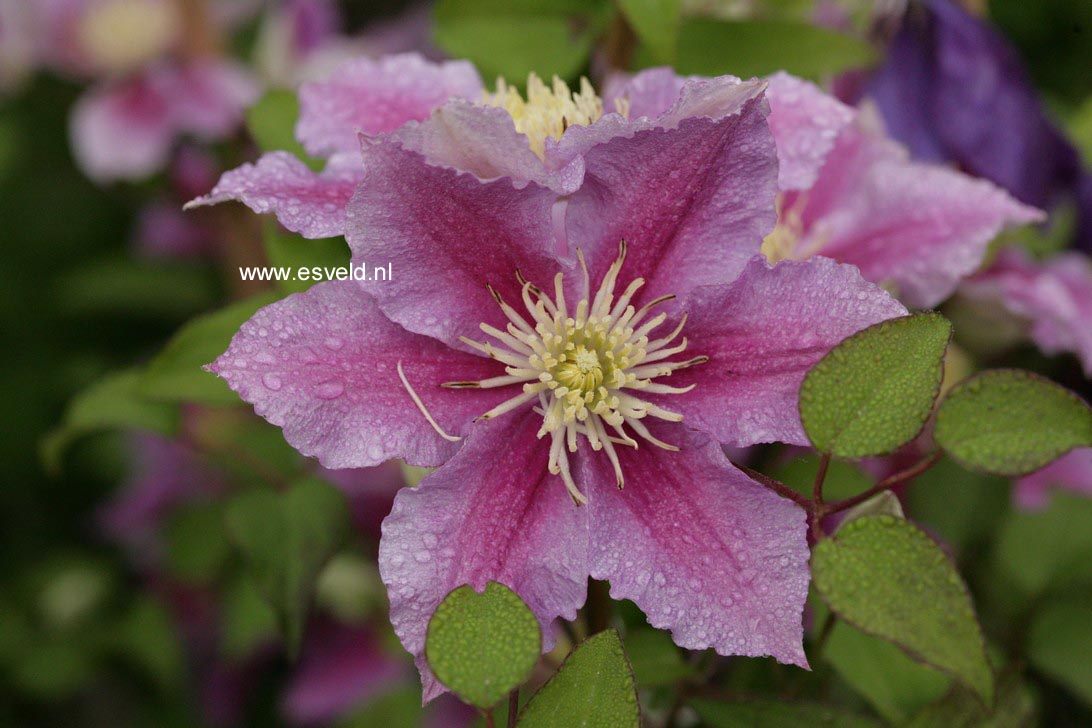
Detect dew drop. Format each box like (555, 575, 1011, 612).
(315, 380, 345, 400)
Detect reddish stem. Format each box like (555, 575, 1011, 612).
(823, 451, 942, 515)
(810, 453, 832, 540)
(735, 463, 812, 509)
(507, 690, 519, 728)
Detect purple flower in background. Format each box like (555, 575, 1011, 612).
(859, 0, 1092, 252)
(1014, 448, 1092, 511)
(281, 620, 406, 726)
(207, 71, 909, 698)
(960, 247, 1092, 376)
(97, 434, 225, 564)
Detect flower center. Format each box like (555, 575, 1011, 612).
(78, 0, 179, 74)
(436, 241, 706, 504)
(762, 193, 831, 264)
(482, 73, 629, 160)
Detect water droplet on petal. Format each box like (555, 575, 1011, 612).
(315, 380, 344, 400)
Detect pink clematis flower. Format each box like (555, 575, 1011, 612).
(70, 61, 259, 182)
(14, 0, 261, 181)
(205, 68, 909, 699)
(759, 73, 1042, 308)
(606, 70, 1042, 309)
(960, 247, 1092, 376)
(1013, 448, 1092, 511)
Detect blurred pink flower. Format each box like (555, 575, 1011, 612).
(961, 247, 1092, 376)
(1014, 448, 1092, 511)
(70, 61, 259, 182)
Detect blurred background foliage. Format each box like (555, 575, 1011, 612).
(1, 0, 1091, 725)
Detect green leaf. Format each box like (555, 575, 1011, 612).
(623, 628, 695, 687)
(139, 292, 279, 406)
(671, 19, 876, 81)
(41, 369, 179, 472)
(164, 502, 232, 584)
(823, 620, 951, 723)
(187, 407, 303, 485)
(618, 0, 680, 63)
(905, 670, 1036, 728)
(993, 493, 1092, 599)
(220, 576, 278, 659)
(337, 686, 424, 728)
(517, 629, 639, 727)
(835, 490, 904, 529)
(225, 477, 350, 656)
(262, 220, 349, 295)
(934, 369, 1092, 476)
(52, 258, 218, 320)
(246, 89, 322, 170)
(812, 516, 993, 704)
(433, 0, 603, 83)
(426, 581, 540, 709)
(110, 597, 185, 692)
(10, 640, 95, 698)
(799, 313, 951, 458)
(1027, 598, 1092, 707)
(690, 697, 882, 728)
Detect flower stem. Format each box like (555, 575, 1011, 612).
(507, 689, 519, 728)
(823, 451, 941, 515)
(735, 463, 812, 509)
(483, 708, 495, 728)
(810, 453, 832, 540)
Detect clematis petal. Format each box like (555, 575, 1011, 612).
(765, 72, 855, 191)
(602, 67, 686, 120)
(961, 248, 1092, 376)
(70, 74, 174, 182)
(551, 74, 763, 189)
(580, 422, 810, 667)
(186, 151, 360, 238)
(665, 256, 907, 447)
(348, 139, 563, 349)
(296, 53, 482, 158)
(565, 91, 776, 305)
(792, 122, 1043, 308)
(1014, 448, 1092, 511)
(209, 281, 504, 469)
(389, 100, 563, 189)
(380, 409, 589, 702)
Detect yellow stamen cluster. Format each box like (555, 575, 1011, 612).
(482, 73, 629, 159)
(761, 193, 831, 264)
(445, 241, 706, 505)
(78, 0, 179, 74)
